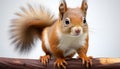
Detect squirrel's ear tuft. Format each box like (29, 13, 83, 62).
(59, 0, 67, 20)
(81, 0, 88, 17)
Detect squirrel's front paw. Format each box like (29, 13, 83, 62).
(40, 55, 50, 65)
(78, 56, 93, 68)
(54, 58, 68, 69)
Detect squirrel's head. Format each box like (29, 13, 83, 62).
(58, 0, 88, 36)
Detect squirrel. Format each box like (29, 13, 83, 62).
(10, 0, 92, 69)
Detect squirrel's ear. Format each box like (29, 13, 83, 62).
(81, 0, 88, 17)
(59, 0, 67, 20)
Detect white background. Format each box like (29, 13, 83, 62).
(0, 0, 120, 59)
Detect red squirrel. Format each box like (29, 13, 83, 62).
(10, 0, 92, 69)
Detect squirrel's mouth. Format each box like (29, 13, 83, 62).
(75, 33, 80, 36)
(70, 32, 81, 37)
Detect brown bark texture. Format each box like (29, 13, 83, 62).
(0, 57, 120, 69)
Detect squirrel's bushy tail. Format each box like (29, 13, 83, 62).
(10, 4, 56, 53)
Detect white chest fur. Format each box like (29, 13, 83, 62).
(57, 29, 87, 57)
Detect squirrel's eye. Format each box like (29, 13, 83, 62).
(83, 18, 86, 23)
(65, 18, 70, 25)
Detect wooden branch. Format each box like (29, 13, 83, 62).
(0, 57, 120, 69)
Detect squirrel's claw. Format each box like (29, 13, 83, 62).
(40, 55, 50, 65)
(54, 58, 68, 69)
(82, 56, 92, 68)
(78, 56, 93, 68)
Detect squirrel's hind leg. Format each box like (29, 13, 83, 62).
(40, 55, 51, 65)
(40, 41, 51, 65)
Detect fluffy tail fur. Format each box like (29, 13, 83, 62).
(10, 4, 56, 53)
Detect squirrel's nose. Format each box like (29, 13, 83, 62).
(75, 29, 80, 34)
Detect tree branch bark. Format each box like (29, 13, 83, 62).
(0, 57, 120, 69)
